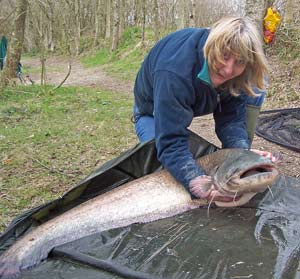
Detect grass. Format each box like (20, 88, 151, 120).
(102, 47, 147, 81)
(0, 85, 137, 232)
(270, 27, 300, 59)
(81, 48, 112, 67)
(81, 27, 155, 81)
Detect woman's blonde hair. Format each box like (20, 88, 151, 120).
(204, 16, 268, 96)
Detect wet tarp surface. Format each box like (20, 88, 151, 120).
(1, 132, 300, 279)
(256, 108, 300, 152)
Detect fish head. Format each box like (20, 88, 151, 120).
(212, 149, 279, 207)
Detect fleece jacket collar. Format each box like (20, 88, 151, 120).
(197, 59, 212, 86)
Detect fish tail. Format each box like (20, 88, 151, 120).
(0, 258, 21, 279)
(0, 244, 47, 279)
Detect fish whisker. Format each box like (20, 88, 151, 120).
(233, 191, 238, 206)
(233, 191, 238, 201)
(283, 174, 288, 188)
(207, 192, 216, 218)
(267, 185, 274, 199)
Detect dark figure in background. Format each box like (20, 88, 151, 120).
(0, 36, 7, 70)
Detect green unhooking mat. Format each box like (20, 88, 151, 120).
(1, 132, 300, 279)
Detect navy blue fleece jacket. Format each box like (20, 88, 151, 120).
(133, 28, 250, 190)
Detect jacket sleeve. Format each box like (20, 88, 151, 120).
(153, 70, 205, 190)
(213, 93, 250, 149)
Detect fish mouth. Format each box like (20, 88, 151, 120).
(225, 163, 279, 192)
(207, 163, 279, 207)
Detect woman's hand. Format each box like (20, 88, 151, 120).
(189, 175, 214, 199)
(250, 149, 281, 163)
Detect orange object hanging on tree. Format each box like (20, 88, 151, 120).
(263, 7, 281, 44)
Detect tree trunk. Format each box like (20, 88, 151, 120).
(111, 0, 120, 51)
(105, 0, 111, 39)
(119, 0, 125, 40)
(141, 0, 146, 47)
(47, 0, 55, 52)
(153, 0, 159, 41)
(245, 0, 267, 33)
(74, 0, 81, 55)
(1, 0, 28, 85)
(189, 0, 196, 27)
(94, 0, 101, 46)
(39, 9, 46, 85)
(178, 0, 188, 29)
(133, 0, 138, 25)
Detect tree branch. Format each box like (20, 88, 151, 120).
(52, 61, 72, 91)
(0, 8, 16, 26)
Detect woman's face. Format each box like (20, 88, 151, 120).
(210, 53, 246, 87)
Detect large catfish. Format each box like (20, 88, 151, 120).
(0, 148, 279, 278)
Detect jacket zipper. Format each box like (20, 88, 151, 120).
(197, 77, 222, 113)
(199, 78, 222, 112)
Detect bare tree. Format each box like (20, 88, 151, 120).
(38, 7, 46, 85)
(1, 0, 28, 85)
(189, 0, 196, 27)
(45, 0, 55, 52)
(132, 0, 138, 25)
(177, 0, 189, 29)
(4, 0, 298, 61)
(111, 0, 120, 51)
(94, 0, 101, 46)
(119, 0, 125, 40)
(74, 0, 81, 55)
(0, 0, 16, 37)
(105, 0, 111, 39)
(153, 0, 160, 41)
(141, 0, 146, 47)
(245, 0, 268, 32)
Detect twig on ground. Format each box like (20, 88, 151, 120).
(52, 42, 73, 91)
(28, 156, 76, 177)
(52, 61, 72, 91)
(0, 192, 14, 201)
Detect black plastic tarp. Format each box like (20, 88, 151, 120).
(256, 108, 300, 152)
(1, 132, 300, 279)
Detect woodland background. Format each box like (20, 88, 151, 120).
(0, 0, 299, 84)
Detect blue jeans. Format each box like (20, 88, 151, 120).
(133, 105, 155, 142)
(246, 87, 265, 106)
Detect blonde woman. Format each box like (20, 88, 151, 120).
(133, 17, 276, 200)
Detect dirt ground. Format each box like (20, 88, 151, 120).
(23, 56, 133, 93)
(23, 56, 300, 178)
